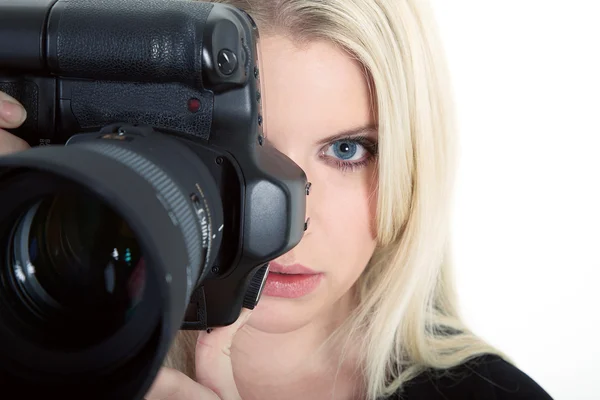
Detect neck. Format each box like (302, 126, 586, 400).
(231, 290, 363, 399)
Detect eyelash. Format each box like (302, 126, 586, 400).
(320, 135, 378, 173)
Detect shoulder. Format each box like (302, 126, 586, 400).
(391, 354, 554, 400)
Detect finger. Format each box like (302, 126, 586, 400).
(0, 129, 29, 155)
(144, 367, 220, 400)
(0, 92, 27, 128)
(195, 309, 252, 400)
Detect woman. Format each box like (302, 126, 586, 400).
(0, 0, 554, 399)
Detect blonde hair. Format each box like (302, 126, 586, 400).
(166, 0, 512, 398)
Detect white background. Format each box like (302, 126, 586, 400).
(431, 1, 600, 399)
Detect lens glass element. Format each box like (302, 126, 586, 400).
(6, 190, 146, 349)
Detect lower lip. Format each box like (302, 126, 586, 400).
(262, 272, 323, 298)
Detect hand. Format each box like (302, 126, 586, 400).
(145, 309, 253, 400)
(0, 91, 29, 155)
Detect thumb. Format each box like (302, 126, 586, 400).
(0, 91, 27, 128)
(195, 309, 252, 400)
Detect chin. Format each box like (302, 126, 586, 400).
(246, 293, 321, 334)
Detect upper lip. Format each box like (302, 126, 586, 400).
(268, 262, 319, 275)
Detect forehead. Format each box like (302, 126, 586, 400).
(259, 35, 374, 139)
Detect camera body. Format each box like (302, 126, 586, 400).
(0, 0, 307, 328)
(0, 0, 307, 398)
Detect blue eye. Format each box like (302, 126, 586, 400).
(319, 135, 378, 173)
(325, 140, 366, 161)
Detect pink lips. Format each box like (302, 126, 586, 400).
(262, 262, 324, 298)
(268, 262, 318, 275)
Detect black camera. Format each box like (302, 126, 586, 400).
(0, 0, 307, 398)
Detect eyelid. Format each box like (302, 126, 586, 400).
(316, 126, 377, 146)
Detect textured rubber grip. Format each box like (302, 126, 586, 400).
(242, 264, 269, 309)
(52, 0, 213, 85)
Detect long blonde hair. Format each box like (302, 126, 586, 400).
(166, 0, 511, 398)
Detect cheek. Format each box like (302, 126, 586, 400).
(317, 172, 378, 277)
(320, 167, 378, 240)
(324, 188, 372, 239)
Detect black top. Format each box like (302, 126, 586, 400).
(390, 354, 554, 400)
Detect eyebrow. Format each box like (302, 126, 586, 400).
(316, 124, 378, 145)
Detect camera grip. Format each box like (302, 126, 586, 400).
(50, 0, 213, 86)
(66, 80, 215, 140)
(0, 77, 215, 145)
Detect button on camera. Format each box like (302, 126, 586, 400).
(217, 49, 237, 75)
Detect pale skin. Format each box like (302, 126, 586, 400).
(0, 35, 378, 399)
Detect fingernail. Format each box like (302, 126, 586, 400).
(0, 100, 25, 124)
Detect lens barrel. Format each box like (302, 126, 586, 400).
(0, 128, 223, 399)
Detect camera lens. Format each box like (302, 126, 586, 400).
(0, 128, 224, 400)
(6, 191, 145, 349)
